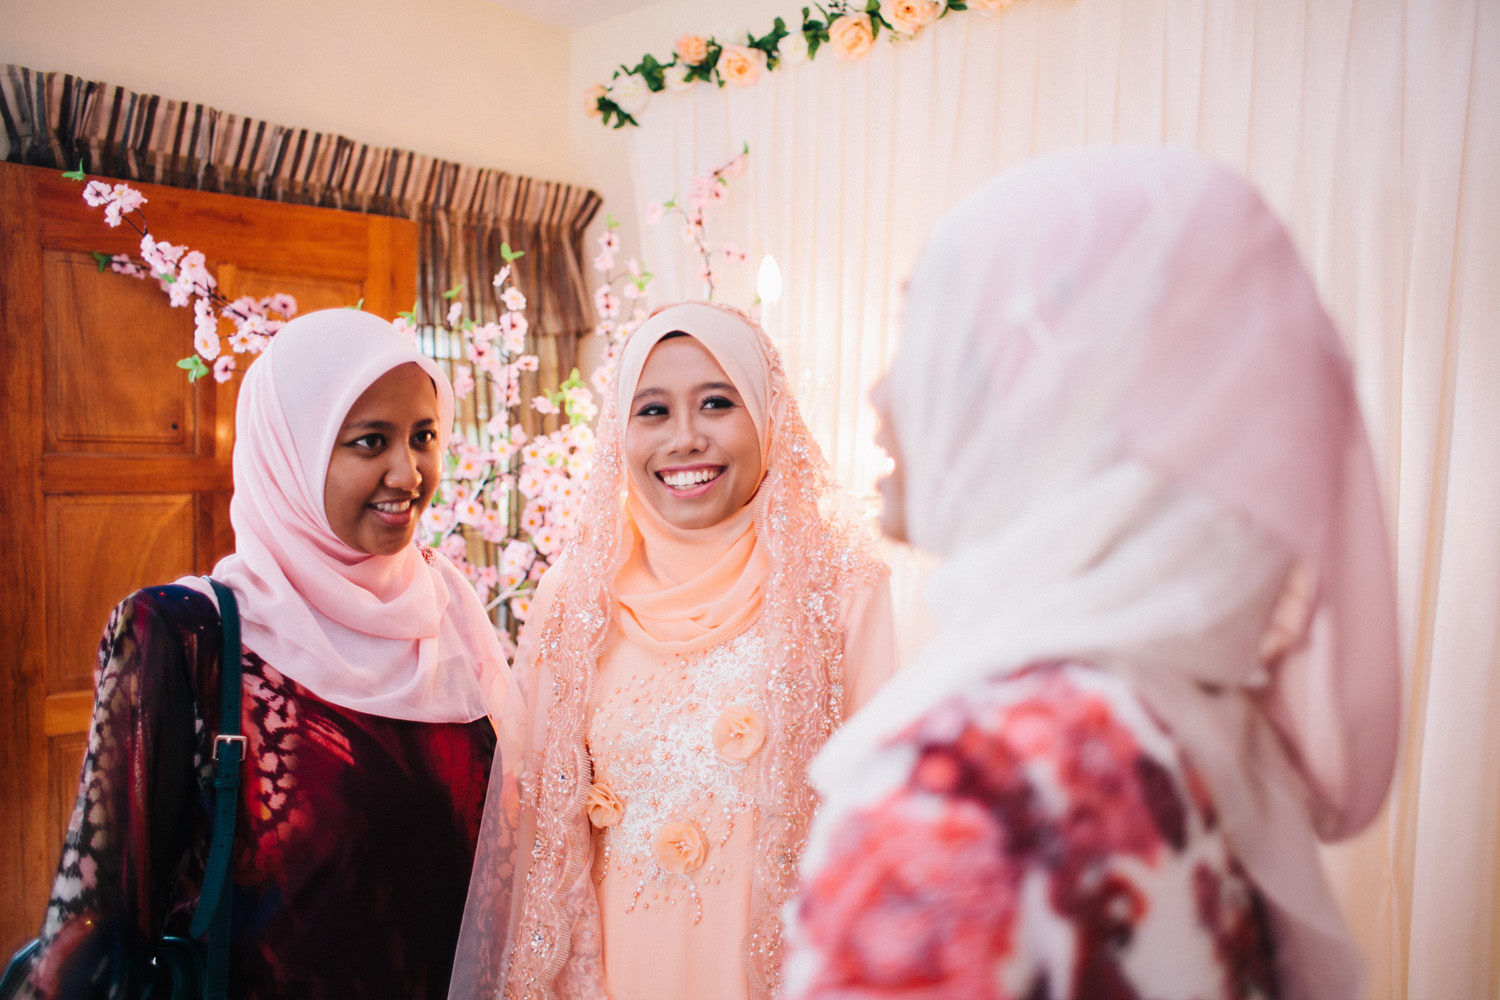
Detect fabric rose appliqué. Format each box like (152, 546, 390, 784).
(653, 821, 708, 874)
(587, 781, 625, 828)
(713, 704, 766, 761)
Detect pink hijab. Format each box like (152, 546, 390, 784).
(193, 308, 508, 724)
(810, 149, 1401, 1000)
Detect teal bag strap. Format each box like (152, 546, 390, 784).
(191, 578, 243, 1000)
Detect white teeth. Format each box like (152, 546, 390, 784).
(660, 468, 721, 489)
(373, 499, 412, 513)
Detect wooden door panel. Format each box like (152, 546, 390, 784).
(43, 250, 203, 455)
(46, 494, 197, 693)
(0, 161, 418, 955)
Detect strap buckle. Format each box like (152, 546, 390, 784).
(212, 734, 247, 760)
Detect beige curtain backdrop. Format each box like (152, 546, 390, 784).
(622, 1, 1500, 996)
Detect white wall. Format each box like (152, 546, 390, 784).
(0, 0, 573, 182)
(565, 0, 797, 275)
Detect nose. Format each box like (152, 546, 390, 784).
(384, 444, 423, 492)
(667, 410, 709, 454)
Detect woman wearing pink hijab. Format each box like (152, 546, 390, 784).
(785, 149, 1401, 1000)
(25, 309, 519, 999)
(450, 303, 897, 1000)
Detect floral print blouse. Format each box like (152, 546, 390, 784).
(785, 660, 1280, 1000)
(23, 585, 495, 1000)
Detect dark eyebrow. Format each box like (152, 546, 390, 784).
(631, 381, 741, 405)
(341, 416, 437, 433)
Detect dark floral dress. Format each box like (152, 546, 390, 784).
(24, 585, 495, 1000)
(786, 660, 1279, 1000)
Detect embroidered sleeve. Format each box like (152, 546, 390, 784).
(786, 664, 1279, 1000)
(23, 593, 205, 1000)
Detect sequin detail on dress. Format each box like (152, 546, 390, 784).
(589, 627, 767, 920)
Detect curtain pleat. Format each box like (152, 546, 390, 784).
(622, 1, 1500, 995)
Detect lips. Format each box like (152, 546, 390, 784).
(369, 497, 418, 525)
(657, 466, 724, 495)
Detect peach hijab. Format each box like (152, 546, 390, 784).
(613, 303, 775, 653)
(188, 309, 511, 725)
(809, 149, 1401, 1000)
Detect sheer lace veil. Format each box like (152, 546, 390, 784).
(450, 303, 884, 999)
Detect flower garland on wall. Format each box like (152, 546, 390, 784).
(588, 0, 1027, 128)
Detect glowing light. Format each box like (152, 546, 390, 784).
(756, 254, 783, 305)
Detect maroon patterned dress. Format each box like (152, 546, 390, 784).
(24, 585, 495, 1000)
(787, 660, 1280, 1000)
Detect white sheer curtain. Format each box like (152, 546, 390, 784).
(621, 1, 1500, 996)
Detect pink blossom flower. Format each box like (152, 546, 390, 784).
(510, 596, 532, 622)
(721, 242, 747, 263)
(520, 503, 546, 535)
(515, 354, 540, 373)
(594, 286, 620, 319)
(454, 499, 485, 527)
(500, 313, 529, 354)
(600, 232, 621, 254)
(440, 533, 468, 560)
(194, 329, 221, 361)
(518, 470, 546, 499)
(392, 315, 417, 341)
(228, 330, 255, 353)
(447, 301, 463, 326)
(532, 395, 560, 416)
(501, 286, 527, 312)
(479, 509, 508, 544)
(453, 443, 485, 479)
(421, 504, 456, 537)
(502, 541, 534, 575)
(583, 83, 607, 119)
(646, 203, 664, 225)
(82, 181, 113, 207)
(212, 355, 236, 383)
(268, 293, 298, 316)
(452, 366, 475, 400)
(492, 265, 512, 288)
(593, 250, 616, 272)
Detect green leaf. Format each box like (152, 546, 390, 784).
(501, 242, 527, 263)
(176, 355, 210, 381)
(398, 303, 418, 323)
(742, 140, 751, 155)
(157, 272, 175, 283)
(92, 250, 112, 272)
(62, 161, 85, 181)
(605, 212, 621, 231)
(443, 284, 463, 300)
(345, 298, 365, 310)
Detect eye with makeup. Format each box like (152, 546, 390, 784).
(633, 393, 741, 420)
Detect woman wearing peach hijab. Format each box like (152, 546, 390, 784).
(785, 149, 1400, 1000)
(450, 303, 897, 1000)
(25, 310, 520, 999)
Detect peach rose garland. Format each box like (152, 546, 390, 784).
(719, 44, 767, 87)
(881, 0, 940, 34)
(828, 13, 876, 60)
(653, 821, 709, 875)
(587, 781, 625, 828)
(713, 705, 766, 761)
(674, 33, 709, 64)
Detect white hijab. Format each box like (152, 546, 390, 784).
(810, 149, 1401, 1000)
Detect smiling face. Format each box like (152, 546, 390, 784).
(324, 362, 441, 555)
(624, 335, 763, 530)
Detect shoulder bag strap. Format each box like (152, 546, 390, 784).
(191, 578, 243, 1000)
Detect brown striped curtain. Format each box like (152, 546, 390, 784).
(0, 64, 602, 366)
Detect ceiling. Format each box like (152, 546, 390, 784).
(487, 0, 663, 29)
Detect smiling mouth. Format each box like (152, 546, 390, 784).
(371, 498, 416, 513)
(658, 467, 723, 491)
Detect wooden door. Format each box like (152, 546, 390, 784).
(0, 162, 417, 954)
